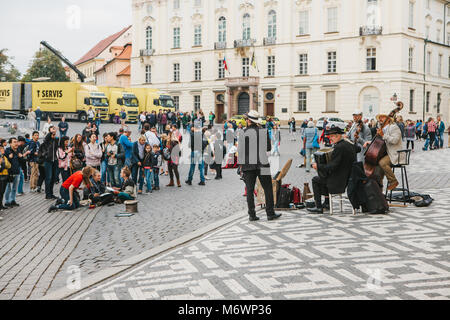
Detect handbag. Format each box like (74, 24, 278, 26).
(312, 129, 320, 149)
(71, 158, 84, 171)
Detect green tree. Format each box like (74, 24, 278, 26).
(0, 49, 21, 81)
(22, 48, 69, 82)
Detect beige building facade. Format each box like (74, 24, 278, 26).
(131, 0, 450, 124)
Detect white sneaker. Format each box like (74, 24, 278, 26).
(205, 176, 211, 180)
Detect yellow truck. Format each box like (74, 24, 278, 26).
(131, 88, 176, 114)
(99, 87, 139, 123)
(27, 82, 109, 122)
(0, 82, 30, 119)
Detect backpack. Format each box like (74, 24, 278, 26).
(363, 179, 389, 214)
(162, 147, 171, 161)
(291, 187, 302, 205)
(277, 184, 292, 208)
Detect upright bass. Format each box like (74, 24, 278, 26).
(364, 101, 404, 178)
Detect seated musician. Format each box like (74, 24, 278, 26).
(375, 113, 402, 191)
(308, 127, 357, 214)
(347, 109, 372, 162)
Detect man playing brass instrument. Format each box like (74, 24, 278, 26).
(308, 127, 357, 214)
(375, 113, 402, 191)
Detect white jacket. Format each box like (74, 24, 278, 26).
(84, 143, 103, 167)
(383, 124, 402, 165)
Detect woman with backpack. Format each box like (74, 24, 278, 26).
(303, 121, 320, 173)
(71, 134, 86, 171)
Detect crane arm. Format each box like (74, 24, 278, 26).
(40, 41, 86, 82)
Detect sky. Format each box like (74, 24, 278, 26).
(0, 0, 132, 75)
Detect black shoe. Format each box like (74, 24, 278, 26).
(10, 201, 19, 207)
(249, 216, 260, 222)
(198, 181, 206, 186)
(46, 195, 57, 200)
(55, 198, 65, 206)
(307, 207, 324, 214)
(322, 201, 330, 210)
(36, 187, 41, 193)
(48, 205, 59, 213)
(215, 176, 222, 180)
(185, 180, 192, 186)
(0, 205, 8, 210)
(267, 213, 282, 221)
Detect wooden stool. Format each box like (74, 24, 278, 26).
(124, 200, 139, 213)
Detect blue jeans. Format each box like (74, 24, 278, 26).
(5, 174, 20, 204)
(438, 132, 444, 148)
(18, 168, 24, 194)
(57, 186, 80, 211)
(107, 164, 120, 188)
(36, 118, 41, 131)
(153, 168, 160, 188)
(187, 151, 205, 183)
(144, 169, 153, 192)
(59, 131, 67, 138)
(100, 160, 107, 184)
(44, 160, 58, 198)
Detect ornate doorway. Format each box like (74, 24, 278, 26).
(238, 92, 250, 115)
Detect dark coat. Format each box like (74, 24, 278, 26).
(238, 124, 271, 172)
(40, 133, 59, 163)
(317, 139, 357, 194)
(347, 162, 368, 209)
(131, 141, 148, 165)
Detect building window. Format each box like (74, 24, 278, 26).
(298, 92, 307, 112)
(194, 95, 201, 112)
(242, 57, 249, 77)
(427, 52, 431, 74)
(409, 1, 414, 28)
(145, 65, 151, 83)
(173, 27, 180, 48)
(326, 91, 336, 112)
(218, 60, 225, 79)
(408, 48, 414, 72)
(367, 0, 379, 26)
(327, 7, 338, 32)
(173, 96, 179, 110)
(194, 25, 202, 46)
(194, 0, 201, 7)
(366, 48, 376, 71)
(194, 61, 201, 81)
(299, 54, 308, 75)
(173, 63, 180, 82)
(218, 17, 226, 43)
(426, 91, 430, 113)
(267, 56, 275, 76)
(438, 54, 442, 77)
(174, 0, 180, 9)
(409, 89, 414, 112)
(327, 51, 337, 73)
(243, 14, 251, 40)
(146, 26, 153, 50)
(268, 10, 277, 39)
(299, 11, 309, 35)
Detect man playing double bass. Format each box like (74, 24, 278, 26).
(375, 113, 402, 191)
(308, 127, 357, 214)
(347, 109, 372, 163)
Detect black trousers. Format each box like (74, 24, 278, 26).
(214, 164, 222, 178)
(312, 176, 329, 208)
(168, 162, 180, 183)
(243, 169, 275, 217)
(0, 178, 7, 206)
(37, 165, 46, 188)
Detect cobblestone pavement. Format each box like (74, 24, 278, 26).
(1, 119, 449, 299)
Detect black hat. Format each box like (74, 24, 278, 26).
(326, 126, 344, 135)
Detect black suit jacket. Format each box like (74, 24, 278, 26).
(317, 139, 357, 194)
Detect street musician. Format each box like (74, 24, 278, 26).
(308, 127, 357, 214)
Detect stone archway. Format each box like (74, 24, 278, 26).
(237, 92, 250, 115)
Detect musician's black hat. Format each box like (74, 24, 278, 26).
(326, 126, 344, 135)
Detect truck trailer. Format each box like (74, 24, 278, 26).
(98, 87, 139, 123)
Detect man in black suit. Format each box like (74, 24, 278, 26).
(308, 127, 357, 214)
(238, 110, 281, 222)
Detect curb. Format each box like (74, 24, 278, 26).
(40, 210, 247, 300)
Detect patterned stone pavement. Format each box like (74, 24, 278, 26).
(69, 148, 450, 300)
(71, 186, 450, 300)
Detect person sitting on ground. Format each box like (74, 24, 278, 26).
(87, 170, 111, 206)
(48, 166, 95, 212)
(112, 166, 136, 203)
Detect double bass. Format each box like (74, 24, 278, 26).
(364, 101, 404, 178)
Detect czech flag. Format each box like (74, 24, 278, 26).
(223, 56, 229, 74)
